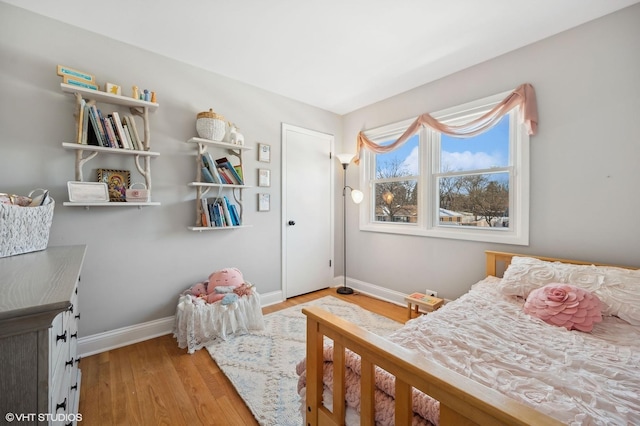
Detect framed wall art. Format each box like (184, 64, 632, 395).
(258, 143, 271, 163)
(97, 169, 130, 202)
(258, 168, 271, 187)
(258, 193, 270, 212)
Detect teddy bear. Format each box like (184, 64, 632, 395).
(186, 282, 209, 304)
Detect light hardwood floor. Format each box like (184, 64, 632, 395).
(78, 288, 408, 425)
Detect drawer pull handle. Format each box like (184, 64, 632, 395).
(71, 384, 78, 391)
(68, 303, 73, 312)
(75, 357, 81, 365)
(56, 397, 67, 412)
(75, 313, 81, 320)
(56, 331, 67, 343)
(71, 332, 78, 339)
(65, 358, 74, 368)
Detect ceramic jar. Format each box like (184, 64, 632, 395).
(196, 108, 226, 141)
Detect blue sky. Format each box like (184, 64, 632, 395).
(378, 116, 510, 175)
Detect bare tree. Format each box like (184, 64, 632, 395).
(448, 175, 508, 226)
(375, 158, 416, 222)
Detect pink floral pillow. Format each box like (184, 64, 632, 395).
(523, 283, 603, 332)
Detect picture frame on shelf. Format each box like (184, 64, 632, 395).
(97, 169, 130, 202)
(258, 193, 270, 212)
(105, 82, 121, 96)
(258, 143, 271, 163)
(258, 168, 271, 187)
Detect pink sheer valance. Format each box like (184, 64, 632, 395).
(355, 83, 537, 164)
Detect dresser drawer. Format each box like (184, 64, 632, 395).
(49, 311, 68, 382)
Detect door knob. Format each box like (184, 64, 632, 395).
(288, 220, 296, 226)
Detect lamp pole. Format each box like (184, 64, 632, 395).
(337, 160, 354, 295)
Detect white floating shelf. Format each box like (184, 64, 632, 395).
(60, 83, 159, 111)
(187, 137, 253, 150)
(62, 142, 159, 157)
(63, 202, 161, 208)
(188, 225, 252, 231)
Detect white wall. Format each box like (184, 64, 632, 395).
(0, 3, 341, 337)
(2, 2, 639, 342)
(341, 4, 640, 300)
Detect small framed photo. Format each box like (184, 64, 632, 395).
(258, 168, 271, 187)
(105, 82, 121, 96)
(97, 169, 130, 202)
(258, 143, 271, 163)
(258, 193, 270, 212)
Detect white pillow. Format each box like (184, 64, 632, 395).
(498, 256, 640, 325)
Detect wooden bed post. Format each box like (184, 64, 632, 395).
(305, 316, 323, 425)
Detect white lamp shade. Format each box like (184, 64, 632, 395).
(336, 153, 355, 165)
(350, 189, 364, 204)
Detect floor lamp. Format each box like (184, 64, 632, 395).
(336, 153, 363, 295)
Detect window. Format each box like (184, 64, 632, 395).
(359, 91, 530, 245)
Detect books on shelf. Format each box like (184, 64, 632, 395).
(215, 156, 244, 185)
(201, 152, 222, 184)
(87, 105, 107, 147)
(125, 115, 143, 149)
(111, 112, 130, 149)
(200, 196, 242, 228)
(80, 100, 90, 145)
(73, 100, 144, 150)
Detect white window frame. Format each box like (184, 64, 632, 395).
(358, 90, 530, 245)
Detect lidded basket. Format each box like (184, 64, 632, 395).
(196, 108, 226, 141)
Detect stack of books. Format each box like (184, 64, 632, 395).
(200, 153, 244, 185)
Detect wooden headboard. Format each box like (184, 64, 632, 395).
(485, 250, 633, 277)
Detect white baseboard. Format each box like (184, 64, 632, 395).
(333, 275, 407, 307)
(78, 278, 405, 357)
(78, 316, 175, 358)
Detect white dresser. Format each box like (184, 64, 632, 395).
(0, 245, 86, 425)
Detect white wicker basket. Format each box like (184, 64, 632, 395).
(0, 197, 54, 258)
(196, 108, 226, 141)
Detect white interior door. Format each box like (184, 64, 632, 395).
(282, 123, 333, 298)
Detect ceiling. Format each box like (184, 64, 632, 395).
(3, 0, 638, 114)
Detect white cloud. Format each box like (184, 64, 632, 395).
(441, 150, 504, 171)
(402, 145, 420, 175)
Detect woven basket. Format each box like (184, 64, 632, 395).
(196, 108, 226, 141)
(0, 197, 54, 258)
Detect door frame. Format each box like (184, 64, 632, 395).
(281, 123, 335, 299)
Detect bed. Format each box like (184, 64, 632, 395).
(296, 251, 640, 425)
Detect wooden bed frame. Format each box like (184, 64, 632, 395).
(302, 250, 626, 426)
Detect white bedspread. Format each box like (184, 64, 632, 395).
(389, 276, 640, 425)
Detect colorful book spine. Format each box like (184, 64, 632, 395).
(201, 153, 221, 184)
(201, 198, 210, 227)
(111, 112, 130, 149)
(125, 115, 143, 150)
(88, 105, 106, 147)
(81, 102, 90, 144)
(229, 203, 241, 226)
(103, 115, 119, 148)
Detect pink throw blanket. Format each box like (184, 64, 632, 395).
(296, 342, 439, 426)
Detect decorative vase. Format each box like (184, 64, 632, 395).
(196, 108, 226, 141)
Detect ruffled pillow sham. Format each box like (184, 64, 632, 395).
(498, 256, 640, 325)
